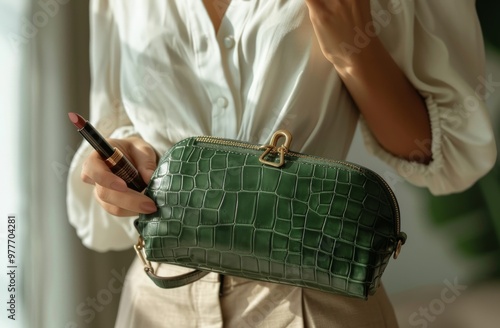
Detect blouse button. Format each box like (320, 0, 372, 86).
(216, 97, 229, 108)
(223, 36, 235, 49)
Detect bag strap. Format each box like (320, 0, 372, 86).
(145, 267, 209, 289)
(134, 237, 209, 288)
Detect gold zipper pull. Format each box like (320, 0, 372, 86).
(259, 130, 293, 168)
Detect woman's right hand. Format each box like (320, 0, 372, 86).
(81, 136, 158, 217)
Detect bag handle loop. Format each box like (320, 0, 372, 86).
(134, 237, 209, 288)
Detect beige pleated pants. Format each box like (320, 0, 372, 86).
(115, 257, 399, 328)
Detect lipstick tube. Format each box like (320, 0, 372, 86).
(68, 112, 148, 192)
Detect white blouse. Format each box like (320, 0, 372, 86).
(67, 0, 497, 252)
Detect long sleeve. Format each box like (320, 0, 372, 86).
(361, 0, 497, 195)
(66, 0, 139, 251)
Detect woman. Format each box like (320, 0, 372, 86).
(67, 0, 496, 327)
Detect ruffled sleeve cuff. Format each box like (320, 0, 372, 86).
(359, 94, 495, 195)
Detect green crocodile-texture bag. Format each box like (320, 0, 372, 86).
(134, 130, 406, 299)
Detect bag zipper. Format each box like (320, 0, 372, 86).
(194, 136, 403, 257)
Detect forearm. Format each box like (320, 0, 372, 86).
(334, 38, 432, 164)
(305, 0, 432, 164)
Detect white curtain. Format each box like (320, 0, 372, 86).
(0, 1, 133, 327)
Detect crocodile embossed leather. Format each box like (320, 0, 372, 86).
(134, 130, 406, 299)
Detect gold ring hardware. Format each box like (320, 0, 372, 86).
(134, 236, 155, 274)
(259, 130, 293, 168)
(393, 239, 403, 259)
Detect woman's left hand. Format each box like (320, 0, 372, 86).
(304, 0, 373, 66)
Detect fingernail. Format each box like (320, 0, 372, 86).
(140, 202, 157, 213)
(110, 181, 128, 192)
